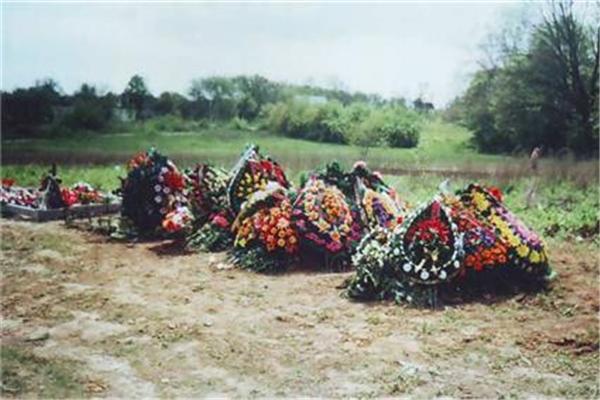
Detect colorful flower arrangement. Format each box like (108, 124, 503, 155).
(120, 148, 191, 237)
(186, 211, 234, 252)
(443, 194, 509, 273)
(292, 177, 362, 269)
(347, 183, 552, 308)
(186, 164, 230, 225)
(1, 170, 109, 210)
(231, 189, 299, 273)
(346, 227, 437, 306)
(1, 179, 41, 208)
(388, 198, 463, 285)
(355, 180, 404, 230)
(61, 182, 103, 207)
(227, 145, 289, 213)
(182, 163, 234, 251)
(162, 206, 194, 233)
(455, 184, 550, 277)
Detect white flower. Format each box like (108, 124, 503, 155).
(402, 263, 412, 272)
(154, 185, 162, 192)
(163, 187, 171, 194)
(393, 248, 400, 256)
(439, 270, 447, 280)
(158, 176, 164, 182)
(420, 270, 429, 280)
(161, 167, 168, 174)
(154, 195, 162, 203)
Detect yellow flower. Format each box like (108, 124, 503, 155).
(508, 236, 520, 247)
(516, 244, 529, 258)
(277, 238, 286, 247)
(318, 220, 330, 232)
(529, 250, 540, 263)
(473, 192, 490, 211)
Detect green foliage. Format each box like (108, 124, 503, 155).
(263, 100, 422, 147)
(263, 100, 352, 144)
(186, 224, 233, 252)
(1, 79, 62, 136)
(230, 246, 292, 274)
(229, 116, 254, 132)
(352, 106, 421, 149)
(452, 2, 598, 157)
(121, 74, 151, 120)
(61, 84, 117, 132)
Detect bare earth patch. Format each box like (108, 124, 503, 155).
(1, 220, 598, 398)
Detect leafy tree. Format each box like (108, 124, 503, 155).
(1, 79, 63, 135)
(453, 1, 598, 157)
(189, 77, 237, 120)
(63, 84, 116, 131)
(122, 74, 151, 120)
(233, 75, 281, 119)
(154, 91, 188, 116)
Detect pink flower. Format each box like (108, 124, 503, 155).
(212, 214, 230, 229)
(326, 241, 343, 253)
(353, 161, 367, 170)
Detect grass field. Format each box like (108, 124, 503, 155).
(2, 119, 518, 171)
(3, 118, 597, 183)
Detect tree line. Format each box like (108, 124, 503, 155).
(446, 1, 598, 158)
(1, 74, 431, 148)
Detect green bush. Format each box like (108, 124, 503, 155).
(229, 116, 254, 131)
(352, 107, 421, 149)
(263, 100, 352, 144)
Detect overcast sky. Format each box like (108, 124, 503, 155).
(2, 2, 526, 106)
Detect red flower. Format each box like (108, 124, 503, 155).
(61, 188, 78, 207)
(488, 186, 503, 202)
(163, 170, 185, 191)
(2, 178, 15, 188)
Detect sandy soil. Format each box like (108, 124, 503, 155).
(1, 220, 598, 398)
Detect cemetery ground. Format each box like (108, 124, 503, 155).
(1, 120, 598, 397)
(0, 218, 598, 398)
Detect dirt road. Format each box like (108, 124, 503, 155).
(1, 220, 598, 398)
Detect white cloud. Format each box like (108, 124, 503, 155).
(2, 2, 520, 106)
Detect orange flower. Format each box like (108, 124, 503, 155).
(331, 230, 341, 242)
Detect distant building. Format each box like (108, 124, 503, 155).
(113, 107, 135, 122)
(294, 95, 328, 105)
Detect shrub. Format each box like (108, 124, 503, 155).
(262, 100, 354, 144)
(352, 107, 421, 149)
(229, 117, 254, 131)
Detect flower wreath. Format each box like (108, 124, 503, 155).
(354, 179, 405, 231)
(120, 148, 190, 236)
(186, 163, 230, 226)
(456, 184, 550, 277)
(231, 186, 299, 273)
(388, 197, 464, 285)
(227, 145, 289, 213)
(292, 177, 362, 269)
